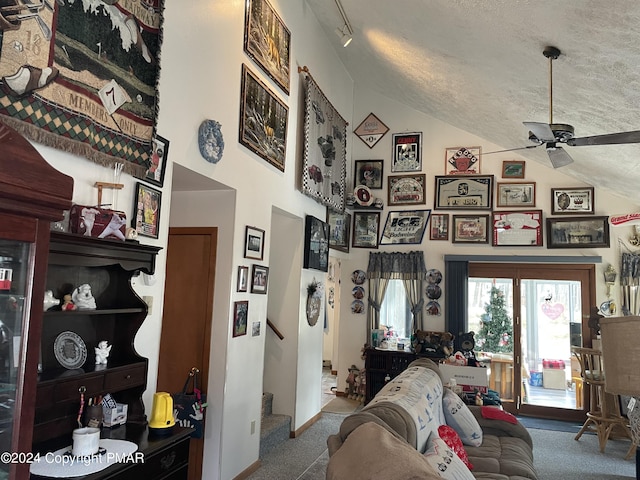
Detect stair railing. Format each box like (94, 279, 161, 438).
(266, 318, 284, 340)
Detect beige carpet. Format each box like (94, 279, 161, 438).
(321, 397, 362, 414)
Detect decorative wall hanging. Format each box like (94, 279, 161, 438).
(239, 64, 288, 171)
(143, 134, 169, 187)
(434, 175, 494, 210)
(379, 210, 430, 245)
(243, 0, 291, 95)
(429, 214, 449, 241)
(250, 265, 269, 294)
(452, 215, 490, 244)
(300, 66, 347, 211)
(233, 301, 249, 337)
(546, 216, 610, 248)
(492, 210, 543, 246)
(550, 187, 594, 215)
(303, 215, 329, 272)
(244, 225, 265, 260)
(0, 1, 166, 177)
(133, 182, 161, 239)
(351, 269, 366, 285)
(354, 160, 383, 189)
(502, 160, 525, 179)
(198, 119, 224, 164)
(391, 132, 422, 172)
(306, 279, 322, 326)
(496, 182, 536, 208)
(352, 212, 380, 249)
(354, 113, 389, 148)
(327, 209, 351, 253)
(388, 174, 426, 206)
(445, 146, 481, 175)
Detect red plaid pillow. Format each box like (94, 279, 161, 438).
(438, 424, 473, 470)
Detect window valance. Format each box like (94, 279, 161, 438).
(367, 251, 426, 280)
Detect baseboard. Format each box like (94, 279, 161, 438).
(290, 411, 322, 438)
(232, 459, 261, 480)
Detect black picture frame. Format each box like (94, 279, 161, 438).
(546, 216, 610, 248)
(303, 215, 329, 272)
(388, 174, 426, 206)
(391, 132, 422, 172)
(327, 209, 351, 253)
(143, 134, 169, 187)
(550, 187, 595, 215)
(352, 211, 380, 249)
(354, 160, 384, 189)
(133, 182, 162, 239)
(244, 226, 265, 260)
(251, 265, 269, 294)
(239, 64, 288, 172)
(232, 301, 249, 337)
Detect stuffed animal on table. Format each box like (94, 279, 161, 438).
(458, 331, 481, 367)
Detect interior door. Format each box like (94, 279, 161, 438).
(469, 263, 594, 421)
(157, 227, 217, 480)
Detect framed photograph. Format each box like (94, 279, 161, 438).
(430, 213, 449, 241)
(233, 301, 249, 337)
(237, 266, 249, 292)
(239, 64, 288, 172)
(327, 209, 351, 253)
(496, 182, 536, 208)
(353, 112, 389, 149)
(143, 134, 169, 187)
(502, 160, 525, 179)
(303, 215, 329, 272)
(452, 215, 490, 244)
(391, 132, 422, 172)
(354, 160, 384, 189)
(546, 216, 610, 249)
(492, 210, 543, 246)
(551, 187, 595, 215)
(379, 210, 430, 245)
(434, 175, 494, 210)
(251, 265, 270, 294)
(445, 146, 481, 175)
(252, 321, 261, 337)
(244, 226, 265, 260)
(388, 174, 426, 206)
(243, 0, 291, 94)
(133, 182, 162, 239)
(352, 211, 380, 249)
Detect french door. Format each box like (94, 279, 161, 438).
(468, 263, 595, 421)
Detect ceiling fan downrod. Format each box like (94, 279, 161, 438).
(543, 46, 560, 125)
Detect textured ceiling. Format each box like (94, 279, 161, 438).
(305, 0, 640, 204)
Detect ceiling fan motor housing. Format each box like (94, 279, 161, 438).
(550, 123, 574, 142)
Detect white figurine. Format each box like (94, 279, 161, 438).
(72, 283, 97, 310)
(43, 290, 60, 311)
(95, 340, 112, 365)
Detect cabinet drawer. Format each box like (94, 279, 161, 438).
(136, 436, 190, 479)
(104, 365, 146, 391)
(36, 384, 54, 408)
(54, 376, 104, 402)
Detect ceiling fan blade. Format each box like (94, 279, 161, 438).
(524, 122, 555, 142)
(546, 144, 574, 168)
(568, 130, 640, 146)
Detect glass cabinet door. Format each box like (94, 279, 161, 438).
(0, 239, 31, 479)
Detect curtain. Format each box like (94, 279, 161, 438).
(366, 251, 427, 341)
(445, 260, 469, 352)
(621, 252, 640, 315)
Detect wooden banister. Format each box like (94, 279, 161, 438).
(267, 318, 284, 340)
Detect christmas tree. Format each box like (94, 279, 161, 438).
(477, 286, 513, 353)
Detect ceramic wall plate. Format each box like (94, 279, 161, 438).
(426, 268, 442, 284)
(198, 119, 225, 164)
(352, 286, 365, 299)
(426, 284, 442, 299)
(425, 300, 441, 316)
(351, 300, 365, 314)
(351, 269, 366, 285)
(354, 185, 374, 207)
(54, 331, 87, 369)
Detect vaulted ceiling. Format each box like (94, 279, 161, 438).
(305, 0, 640, 204)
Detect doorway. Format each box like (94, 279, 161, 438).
(157, 227, 217, 480)
(468, 263, 594, 421)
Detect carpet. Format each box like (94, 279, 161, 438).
(517, 415, 584, 433)
(321, 397, 362, 414)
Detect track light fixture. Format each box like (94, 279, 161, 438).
(334, 0, 353, 47)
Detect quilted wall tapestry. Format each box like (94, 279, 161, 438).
(301, 69, 346, 212)
(0, 0, 165, 177)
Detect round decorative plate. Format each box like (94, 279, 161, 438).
(426, 268, 442, 284)
(426, 284, 442, 300)
(351, 269, 366, 285)
(198, 119, 225, 164)
(425, 300, 441, 316)
(352, 286, 365, 299)
(54, 331, 87, 370)
(354, 185, 374, 207)
(351, 300, 365, 314)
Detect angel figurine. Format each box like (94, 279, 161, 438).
(95, 340, 112, 365)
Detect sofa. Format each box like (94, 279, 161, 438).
(326, 358, 538, 480)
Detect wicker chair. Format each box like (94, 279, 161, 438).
(572, 346, 635, 458)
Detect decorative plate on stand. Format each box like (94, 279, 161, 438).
(54, 331, 87, 369)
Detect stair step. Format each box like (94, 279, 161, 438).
(262, 392, 273, 418)
(260, 413, 291, 458)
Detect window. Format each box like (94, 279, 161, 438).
(379, 279, 412, 339)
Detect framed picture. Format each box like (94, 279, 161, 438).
(452, 215, 490, 244)
(496, 182, 536, 208)
(551, 187, 595, 215)
(352, 212, 380, 249)
(133, 182, 162, 239)
(379, 210, 430, 245)
(445, 146, 481, 175)
(327, 209, 351, 253)
(243, 0, 291, 95)
(232, 301, 249, 337)
(492, 210, 543, 246)
(143, 134, 169, 187)
(502, 160, 525, 179)
(434, 175, 494, 210)
(237, 266, 249, 292)
(353, 113, 389, 149)
(303, 215, 329, 272)
(244, 226, 265, 260)
(354, 160, 384, 189)
(430, 213, 449, 241)
(251, 265, 270, 294)
(239, 64, 288, 172)
(546, 216, 610, 249)
(388, 174, 426, 206)
(391, 132, 422, 172)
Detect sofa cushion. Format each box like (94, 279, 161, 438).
(423, 436, 475, 479)
(442, 388, 483, 447)
(438, 424, 473, 470)
(465, 434, 537, 479)
(327, 421, 441, 480)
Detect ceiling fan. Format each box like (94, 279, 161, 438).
(488, 46, 640, 168)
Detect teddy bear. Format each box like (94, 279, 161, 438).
(458, 331, 481, 367)
(411, 330, 438, 354)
